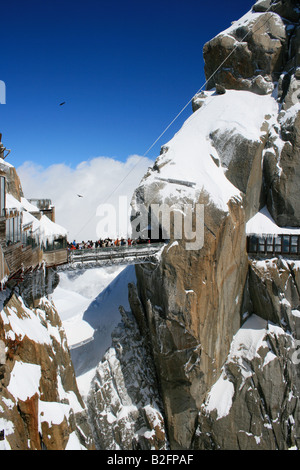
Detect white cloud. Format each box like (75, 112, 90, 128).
(17, 155, 152, 242)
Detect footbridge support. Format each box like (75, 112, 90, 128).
(57, 243, 165, 272)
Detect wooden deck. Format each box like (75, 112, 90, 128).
(3, 243, 43, 275)
(43, 249, 68, 267)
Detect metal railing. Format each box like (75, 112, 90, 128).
(58, 242, 165, 271)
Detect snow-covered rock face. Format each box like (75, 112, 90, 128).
(202, 0, 300, 227)
(264, 104, 300, 226)
(195, 259, 300, 450)
(0, 148, 91, 449)
(87, 308, 167, 450)
(73, 0, 300, 451)
(203, 1, 299, 94)
(52, 265, 168, 450)
(128, 0, 300, 451)
(3, 0, 300, 452)
(130, 90, 264, 449)
(0, 283, 94, 450)
(134, 90, 276, 213)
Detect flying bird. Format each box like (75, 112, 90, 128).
(77, 194, 83, 198)
(59, 101, 66, 106)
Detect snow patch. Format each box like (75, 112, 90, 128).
(65, 431, 87, 450)
(52, 266, 125, 348)
(292, 309, 300, 318)
(39, 400, 70, 427)
(167, 241, 178, 252)
(7, 361, 41, 401)
(144, 90, 277, 213)
(0, 418, 14, 450)
(2, 304, 51, 345)
(203, 315, 286, 420)
(35, 214, 67, 246)
(205, 374, 235, 420)
(246, 206, 300, 235)
(279, 103, 300, 127)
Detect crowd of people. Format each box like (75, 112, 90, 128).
(67, 236, 151, 251)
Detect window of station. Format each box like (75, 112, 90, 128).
(43, 238, 67, 252)
(291, 236, 299, 254)
(266, 236, 274, 253)
(22, 228, 35, 248)
(282, 235, 290, 253)
(22, 229, 28, 246)
(247, 234, 300, 255)
(258, 237, 266, 253)
(53, 239, 66, 250)
(248, 236, 258, 253)
(274, 236, 282, 253)
(6, 216, 21, 245)
(0, 176, 5, 217)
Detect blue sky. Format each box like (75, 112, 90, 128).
(1, 0, 254, 169)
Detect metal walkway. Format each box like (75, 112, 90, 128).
(57, 243, 165, 271)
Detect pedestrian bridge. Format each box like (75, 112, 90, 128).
(57, 243, 165, 271)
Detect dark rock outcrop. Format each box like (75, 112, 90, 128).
(203, 0, 299, 95)
(264, 107, 300, 226)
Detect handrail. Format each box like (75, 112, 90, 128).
(57, 242, 166, 271)
(69, 242, 164, 257)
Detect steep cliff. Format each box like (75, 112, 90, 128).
(71, 266, 168, 450)
(87, 307, 167, 450)
(126, 0, 300, 450)
(194, 258, 300, 450)
(7, 0, 299, 451)
(0, 268, 94, 450)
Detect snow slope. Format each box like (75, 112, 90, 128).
(140, 90, 278, 212)
(74, 265, 136, 398)
(53, 265, 136, 398)
(52, 265, 125, 348)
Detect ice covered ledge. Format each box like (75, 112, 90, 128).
(246, 206, 300, 236)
